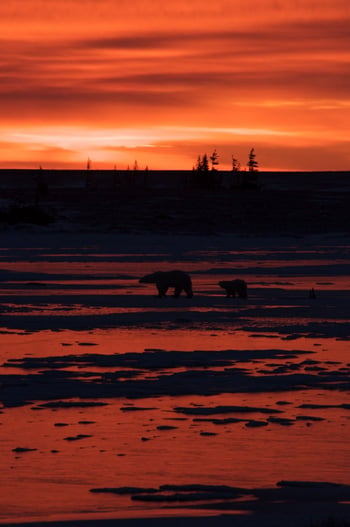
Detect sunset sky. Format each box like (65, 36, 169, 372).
(0, 0, 349, 171)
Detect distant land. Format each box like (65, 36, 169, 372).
(0, 169, 349, 235)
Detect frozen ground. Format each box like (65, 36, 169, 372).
(0, 229, 350, 526)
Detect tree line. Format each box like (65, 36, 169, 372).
(194, 148, 258, 172)
(192, 148, 259, 189)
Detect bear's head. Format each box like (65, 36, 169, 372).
(139, 272, 163, 284)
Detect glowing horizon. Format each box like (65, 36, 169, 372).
(0, 1, 349, 171)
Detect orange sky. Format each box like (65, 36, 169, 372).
(0, 0, 349, 170)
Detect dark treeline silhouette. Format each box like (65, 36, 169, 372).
(192, 147, 259, 190)
(0, 160, 349, 234)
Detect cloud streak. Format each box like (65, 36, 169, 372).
(0, 1, 349, 169)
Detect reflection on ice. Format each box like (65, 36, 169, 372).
(0, 232, 350, 523)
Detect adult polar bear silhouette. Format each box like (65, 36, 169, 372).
(219, 279, 248, 298)
(139, 270, 193, 298)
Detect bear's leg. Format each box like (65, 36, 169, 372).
(238, 285, 247, 298)
(173, 286, 183, 298)
(157, 285, 168, 297)
(184, 287, 193, 298)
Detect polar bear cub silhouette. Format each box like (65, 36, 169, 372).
(219, 279, 248, 298)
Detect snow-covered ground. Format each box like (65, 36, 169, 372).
(0, 229, 350, 527)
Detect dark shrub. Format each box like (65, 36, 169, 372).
(3, 205, 55, 225)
